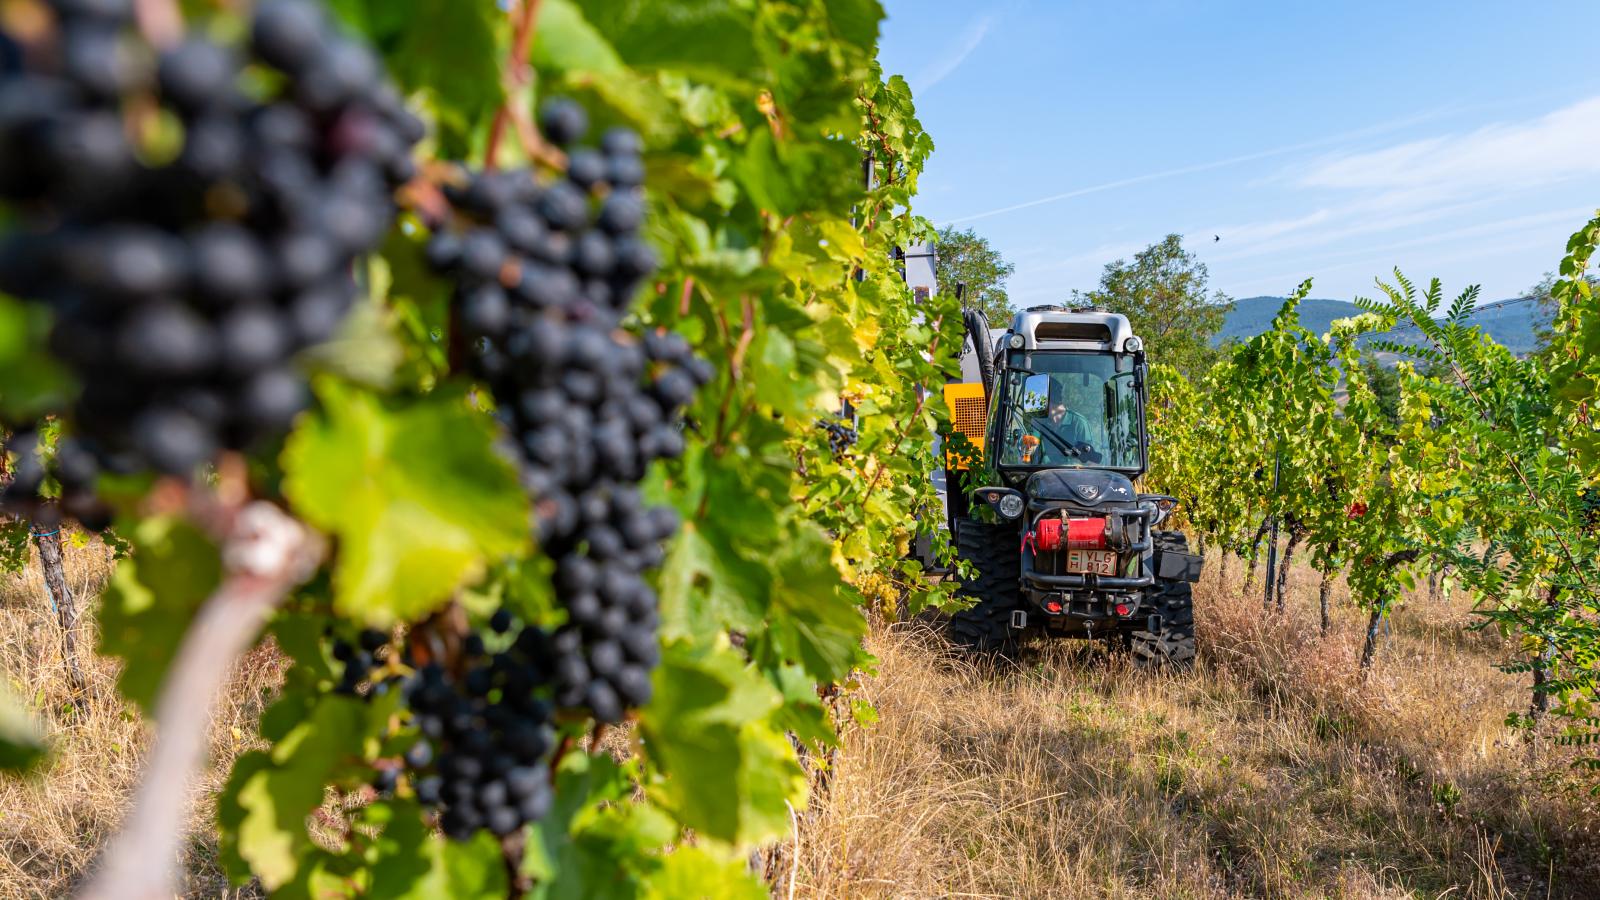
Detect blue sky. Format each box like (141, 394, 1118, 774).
(877, 1, 1600, 308)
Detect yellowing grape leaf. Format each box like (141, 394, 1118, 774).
(283, 380, 528, 625)
(639, 640, 805, 846)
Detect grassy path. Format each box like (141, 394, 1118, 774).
(788, 560, 1600, 899)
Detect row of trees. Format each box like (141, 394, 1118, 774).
(941, 225, 1583, 396)
(1146, 215, 1600, 749)
(938, 227, 1234, 379)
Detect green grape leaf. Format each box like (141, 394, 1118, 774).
(638, 640, 806, 846)
(522, 750, 626, 890)
(751, 524, 869, 684)
(367, 800, 508, 899)
(283, 379, 529, 626)
(97, 516, 222, 713)
(283, 855, 365, 899)
(0, 519, 30, 575)
(767, 662, 837, 749)
(641, 846, 768, 900)
(216, 751, 273, 884)
(0, 685, 45, 773)
(820, 0, 885, 52)
(0, 293, 71, 421)
(658, 520, 766, 639)
(327, 0, 505, 158)
(220, 695, 369, 890)
(297, 286, 405, 390)
(361, 800, 433, 895)
(532, 0, 625, 74)
(525, 751, 674, 900)
(568, 0, 760, 77)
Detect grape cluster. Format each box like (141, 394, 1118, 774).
(424, 100, 707, 724)
(0, 430, 112, 531)
(392, 613, 556, 839)
(330, 627, 394, 696)
(0, 0, 420, 480)
(816, 417, 858, 457)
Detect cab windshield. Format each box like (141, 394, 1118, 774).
(995, 352, 1142, 469)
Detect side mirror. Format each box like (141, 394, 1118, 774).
(1020, 373, 1050, 416)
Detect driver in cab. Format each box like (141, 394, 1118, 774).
(1021, 402, 1097, 464)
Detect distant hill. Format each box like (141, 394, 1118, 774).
(1217, 297, 1365, 344)
(1217, 295, 1551, 357)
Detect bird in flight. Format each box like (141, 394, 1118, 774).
(1213, 234, 1221, 242)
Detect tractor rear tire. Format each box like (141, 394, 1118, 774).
(947, 518, 1022, 656)
(1128, 531, 1196, 669)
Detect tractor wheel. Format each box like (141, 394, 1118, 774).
(947, 518, 1022, 655)
(1128, 531, 1196, 669)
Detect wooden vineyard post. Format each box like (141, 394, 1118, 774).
(33, 524, 86, 694)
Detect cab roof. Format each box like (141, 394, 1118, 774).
(1006, 306, 1138, 353)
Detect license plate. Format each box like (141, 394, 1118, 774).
(1065, 550, 1118, 576)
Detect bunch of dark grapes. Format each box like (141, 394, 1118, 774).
(328, 626, 395, 696)
(0, 430, 113, 531)
(424, 99, 708, 725)
(816, 417, 858, 457)
(0, 0, 421, 483)
(367, 612, 556, 839)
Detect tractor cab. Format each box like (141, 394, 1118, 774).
(987, 308, 1147, 477)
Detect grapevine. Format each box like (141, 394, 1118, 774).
(0, 0, 960, 896)
(1148, 220, 1600, 750)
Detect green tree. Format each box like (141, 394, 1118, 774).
(934, 224, 1015, 325)
(1526, 270, 1598, 352)
(1359, 352, 1401, 430)
(1079, 234, 1233, 379)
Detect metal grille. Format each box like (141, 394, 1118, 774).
(952, 396, 986, 439)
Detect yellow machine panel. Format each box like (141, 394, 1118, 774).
(942, 382, 987, 469)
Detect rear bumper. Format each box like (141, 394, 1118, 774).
(1022, 564, 1154, 591)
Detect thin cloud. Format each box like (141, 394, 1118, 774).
(1205, 193, 1496, 265)
(942, 107, 1463, 226)
(1203, 209, 1333, 247)
(1196, 96, 1600, 271)
(1221, 206, 1592, 295)
(1298, 96, 1600, 192)
(914, 14, 993, 93)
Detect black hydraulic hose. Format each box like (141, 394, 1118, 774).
(963, 307, 994, 401)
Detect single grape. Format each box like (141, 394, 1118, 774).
(538, 98, 588, 147)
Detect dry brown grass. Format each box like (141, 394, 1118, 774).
(5, 538, 1600, 899)
(0, 536, 281, 899)
(787, 555, 1600, 899)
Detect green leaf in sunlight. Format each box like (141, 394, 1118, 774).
(283, 379, 529, 626)
(98, 516, 222, 713)
(219, 695, 369, 890)
(638, 641, 806, 846)
(641, 846, 768, 900)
